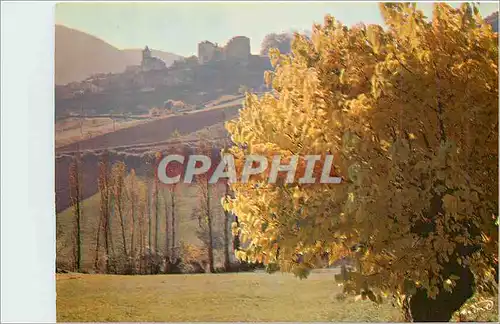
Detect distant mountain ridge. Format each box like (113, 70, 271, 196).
(55, 25, 183, 85)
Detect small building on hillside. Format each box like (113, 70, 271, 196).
(141, 46, 167, 71)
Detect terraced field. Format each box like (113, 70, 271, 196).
(56, 103, 241, 153)
(55, 95, 243, 213)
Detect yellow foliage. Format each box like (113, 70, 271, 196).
(224, 2, 498, 303)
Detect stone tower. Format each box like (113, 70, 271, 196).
(142, 46, 152, 63)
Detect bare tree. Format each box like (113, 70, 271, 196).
(223, 181, 232, 271)
(153, 178, 159, 251)
(137, 180, 148, 273)
(147, 180, 152, 252)
(195, 174, 215, 273)
(168, 132, 182, 262)
(162, 188, 170, 268)
(107, 167, 116, 271)
(169, 183, 177, 260)
(96, 153, 113, 272)
(69, 148, 83, 272)
(194, 141, 217, 273)
(127, 169, 138, 267)
(112, 162, 128, 258)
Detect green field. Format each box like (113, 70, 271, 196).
(56, 272, 403, 322)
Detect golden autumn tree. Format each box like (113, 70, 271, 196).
(224, 3, 498, 321)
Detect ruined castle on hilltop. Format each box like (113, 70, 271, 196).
(197, 36, 251, 64)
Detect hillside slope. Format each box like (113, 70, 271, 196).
(485, 11, 499, 33)
(55, 25, 182, 85)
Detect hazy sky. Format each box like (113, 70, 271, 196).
(55, 1, 499, 56)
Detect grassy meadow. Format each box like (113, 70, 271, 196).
(56, 272, 403, 322)
(56, 271, 499, 322)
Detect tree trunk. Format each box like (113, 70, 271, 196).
(99, 157, 110, 272)
(94, 212, 103, 271)
(104, 211, 110, 271)
(154, 179, 160, 252)
(117, 197, 128, 258)
(147, 181, 152, 251)
(233, 215, 240, 251)
(223, 210, 231, 271)
(108, 192, 115, 271)
(405, 187, 478, 322)
(223, 183, 231, 271)
(76, 173, 82, 272)
(170, 186, 176, 259)
(130, 193, 135, 269)
(138, 208, 144, 274)
(75, 166, 82, 272)
(163, 190, 170, 272)
(406, 261, 475, 322)
(206, 179, 215, 273)
(70, 151, 83, 272)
